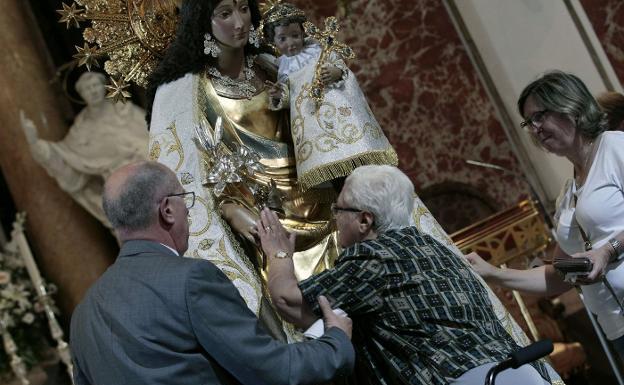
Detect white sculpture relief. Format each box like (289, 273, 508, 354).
(20, 72, 149, 228)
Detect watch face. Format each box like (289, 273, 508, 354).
(275, 251, 289, 259)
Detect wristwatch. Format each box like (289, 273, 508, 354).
(274, 250, 291, 259)
(609, 238, 623, 263)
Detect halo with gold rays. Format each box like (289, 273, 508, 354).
(57, 0, 352, 102)
(56, 0, 180, 102)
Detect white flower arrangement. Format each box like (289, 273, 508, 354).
(0, 242, 52, 376)
(0, 248, 42, 329)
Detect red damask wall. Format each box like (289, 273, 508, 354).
(581, 0, 624, 84)
(292, 0, 529, 231)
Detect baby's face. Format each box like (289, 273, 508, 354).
(273, 23, 304, 57)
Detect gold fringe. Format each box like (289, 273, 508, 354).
(298, 148, 399, 191)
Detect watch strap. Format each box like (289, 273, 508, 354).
(609, 238, 623, 263)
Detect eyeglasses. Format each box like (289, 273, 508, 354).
(164, 191, 196, 209)
(330, 203, 362, 216)
(520, 110, 550, 130)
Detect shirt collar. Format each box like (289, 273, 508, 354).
(160, 243, 179, 256)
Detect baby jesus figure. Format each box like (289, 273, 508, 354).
(261, 2, 397, 191)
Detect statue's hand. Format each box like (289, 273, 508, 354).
(321, 65, 343, 84)
(220, 203, 259, 244)
(19, 110, 38, 145)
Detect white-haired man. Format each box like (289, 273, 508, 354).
(258, 165, 561, 385)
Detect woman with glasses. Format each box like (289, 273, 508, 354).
(467, 70, 624, 359)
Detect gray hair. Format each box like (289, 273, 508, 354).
(517, 70, 608, 141)
(342, 165, 414, 233)
(103, 162, 179, 231)
(75, 71, 107, 96)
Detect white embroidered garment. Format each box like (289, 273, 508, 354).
(277, 43, 322, 84)
(277, 42, 397, 190)
(149, 73, 265, 318)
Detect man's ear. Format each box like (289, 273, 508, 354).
(159, 198, 175, 226)
(359, 211, 375, 233)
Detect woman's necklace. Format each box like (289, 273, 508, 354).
(575, 139, 596, 188)
(207, 55, 257, 99)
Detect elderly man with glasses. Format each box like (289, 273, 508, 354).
(258, 165, 562, 385)
(69, 161, 355, 385)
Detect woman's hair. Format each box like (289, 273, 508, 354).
(145, 0, 265, 125)
(596, 91, 624, 131)
(517, 70, 608, 141)
(341, 165, 414, 233)
(261, 2, 307, 44)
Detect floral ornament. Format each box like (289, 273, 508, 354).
(205, 155, 243, 196)
(232, 144, 265, 176)
(180, 172, 195, 185)
(199, 239, 215, 251)
(203, 32, 221, 57)
(248, 25, 260, 48)
(195, 117, 266, 197)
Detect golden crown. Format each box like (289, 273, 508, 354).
(258, 1, 306, 41)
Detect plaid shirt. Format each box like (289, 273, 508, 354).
(299, 226, 549, 385)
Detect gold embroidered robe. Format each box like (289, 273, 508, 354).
(149, 60, 338, 340)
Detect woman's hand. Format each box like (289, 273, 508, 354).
(464, 252, 499, 280)
(320, 65, 343, 85)
(256, 207, 295, 259)
(572, 246, 611, 283)
(220, 203, 259, 244)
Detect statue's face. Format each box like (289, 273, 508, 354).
(210, 0, 252, 49)
(78, 76, 106, 105)
(273, 23, 304, 57)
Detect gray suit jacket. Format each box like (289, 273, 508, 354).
(70, 240, 354, 385)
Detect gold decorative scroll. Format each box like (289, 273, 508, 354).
(451, 200, 552, 266)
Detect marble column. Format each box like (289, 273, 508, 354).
(0, 2, 117, 318)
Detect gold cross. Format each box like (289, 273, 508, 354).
(303, 17, 355, 108)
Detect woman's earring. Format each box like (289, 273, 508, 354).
(248, 25, 260, 48)
(203, 33, 221, 57)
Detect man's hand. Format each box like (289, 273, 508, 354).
(464, 252, 498, 280)
(257, 207, 295, 259)
(319, 295, 352, 339)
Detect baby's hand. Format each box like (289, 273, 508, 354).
(320, 65, 343, 84)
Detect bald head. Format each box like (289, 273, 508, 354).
(103, 161, 180, 232)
